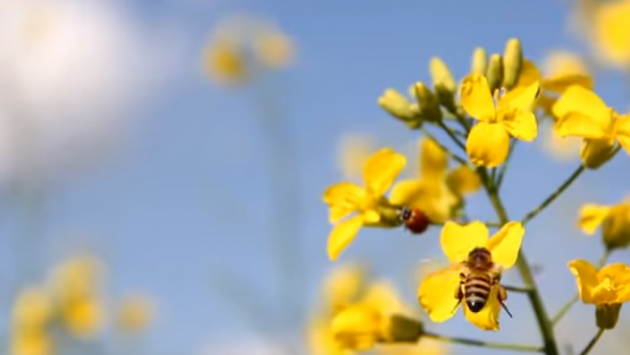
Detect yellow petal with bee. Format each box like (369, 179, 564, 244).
(462, 286, 502, 331)
(486, 222, 525, 269)
(417, 264, 462, 323)
(440, 221, 489, 264)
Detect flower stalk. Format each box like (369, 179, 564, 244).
(423, 331, 544, 352)
(577, 328, 605, 355)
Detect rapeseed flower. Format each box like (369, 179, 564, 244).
(460, 74, 540, 167)
(375, 339, 447, 355)
(578, 197, 630, 250)
(591, 0, 630, 68)
(10, 287, 54, 355)
(389, 138, 480, 223)
(568, 260, 630, 328)
(323, 148, 406, 260)
(418, 221, 525, 330)
(116, 294, 155, 333)
(552, 86, 630, 169)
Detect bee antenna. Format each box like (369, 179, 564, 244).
(500, 301, 513, 318)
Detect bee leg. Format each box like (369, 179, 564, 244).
(452, 277, 464, 314)
(497, 285, 513, 318)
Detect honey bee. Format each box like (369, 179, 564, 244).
(454, 247, 513, 317)
(397, 206, 430, 234)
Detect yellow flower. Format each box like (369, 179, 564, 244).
(10, 329, 52, 355)
(202, 37, 248, 85)
(307, 314, 353, 355)
(389, 138, 480, 223)
(578, 198, 630, 250)
(49, 255, 103, 301)
(592, 0, 630, 67)
(323, 148, 406, 260)
(540, 122, 582, 162)
(418, 221, 525, 331)
(321, 262, 368, 311)
(253, 30, 294, 68)
(460, 74, 540, 167)
(12, 287, 53, 329)
(116, 294, 155, 333)
(568, 260, 630, 328)
(61, 297, 103, 339)
(552, 85, 630, 169)
(336, 133, 375, 181)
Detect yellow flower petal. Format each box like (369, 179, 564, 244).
(390, 180, 455, 224)
(322, 263, 367, 308)
(328, 215, 364, 261)
(502, 112, 538, 141)
(389, 180, 426, 207)
(568, 259, 599, 304)
(417, 265, 461, 323)
(599, 263, 630, 303)
(502, 80, 540, 113)
(466, 122, 510, 167)
(615, 116, 630, 155)
(460, 74, 496, 122)
(445, 166, 481, 196)
(580, 138, 616, 169)
(578, 204, 612, 234)
(419, 138, 448, 181)
(331, 305, 382, 351)
(323, 182, 366, 223)
(440, 221, 488, 263)
(552, 86, 611, 139)
(362, 281, 408, 315)
(543, 74, 593, 94)
(486, 222, 525, 269)
(515, 60, 542, 88)
(594, 0, 630, 66)
(364, 148, 406, 197)
(307, 315, 349, 355)
(463, 286, 501, 331)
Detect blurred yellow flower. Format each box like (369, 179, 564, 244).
(322, 148, 406, 260)
(307, 314, 353, 355)
(418, 221, 525, 331)
(253, 30, 294, 68)
(592, 0, 630, 67)
(389, 138, 480, 223)
(116, 294, 155, 333)
(61, 297, 103, 339)
(202, 38, 248, 85)
(568, 260, 630, 328)
(12, 287, 53, 329)
(552, 85, 630, 169)
(541, 123, 582, 162)
(10, 330, 52, 355)
(579, 197, 630, 250)
(336, 133, 375, 180)
(460, 74, 540, 167)
(375, 339, 447, 355)
(321, 262, 367, 311)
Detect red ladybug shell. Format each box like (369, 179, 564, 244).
(398, 206, 430, 234)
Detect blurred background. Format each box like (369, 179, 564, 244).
(1, 0, 629, 354)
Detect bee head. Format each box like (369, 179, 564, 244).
(467, 247, 492, 266)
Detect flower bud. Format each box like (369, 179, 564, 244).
(596, 303, 622, 329)
(378, 89, 422, 128)
(502, 38, 523, 90)
(580, 139, 616, 170)
(383, 314, 424, 343)
(602, 203, 630, 251)
(486, 54, 504, 93)
(429, 57, 458, 113)
(470, 47, 488, 76)
(414, 82, 442, 122)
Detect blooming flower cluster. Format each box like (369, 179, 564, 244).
(320, 36, 630, 355)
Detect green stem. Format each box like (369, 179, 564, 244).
(423, 331, 543, 352)
(551, 251, 611, 325)
(479, 168, 560, 355)
(521, 165, 585, 225)
(437, 121, 467, 151)
(578, 329, 605, 355)
(504, 285, 532, 293)
(421, 127, 469, 166)
(496, 139, 518, 189)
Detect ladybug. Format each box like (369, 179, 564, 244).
(397, 206, 430, 234)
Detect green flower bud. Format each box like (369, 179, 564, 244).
(596, 303, 621, 329)
(470, 47, 488, 76)
(414, 82, 442, 122)
(429, 57, 459, 113)
(502, 38, 523, 90)
(383, 314, 424, 343)
(487, 54, 504, 93)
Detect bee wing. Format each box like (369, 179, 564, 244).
(417, 263, 463, 323)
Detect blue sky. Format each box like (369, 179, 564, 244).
(2, 0, 630, 354)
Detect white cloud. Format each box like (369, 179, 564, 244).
(0, 0, 180, 186)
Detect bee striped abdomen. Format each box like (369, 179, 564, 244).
(464, 274, 492, 313)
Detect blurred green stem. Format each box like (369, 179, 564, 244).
(496, 139, 517, 189)
(578, 329, 605, 355)
(479, 167, 560, 355)
(521, 165, 585, 225)
(437, 121, 466, 151)
(424, 332, 543, 352)
(551, 250, 611, 326)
